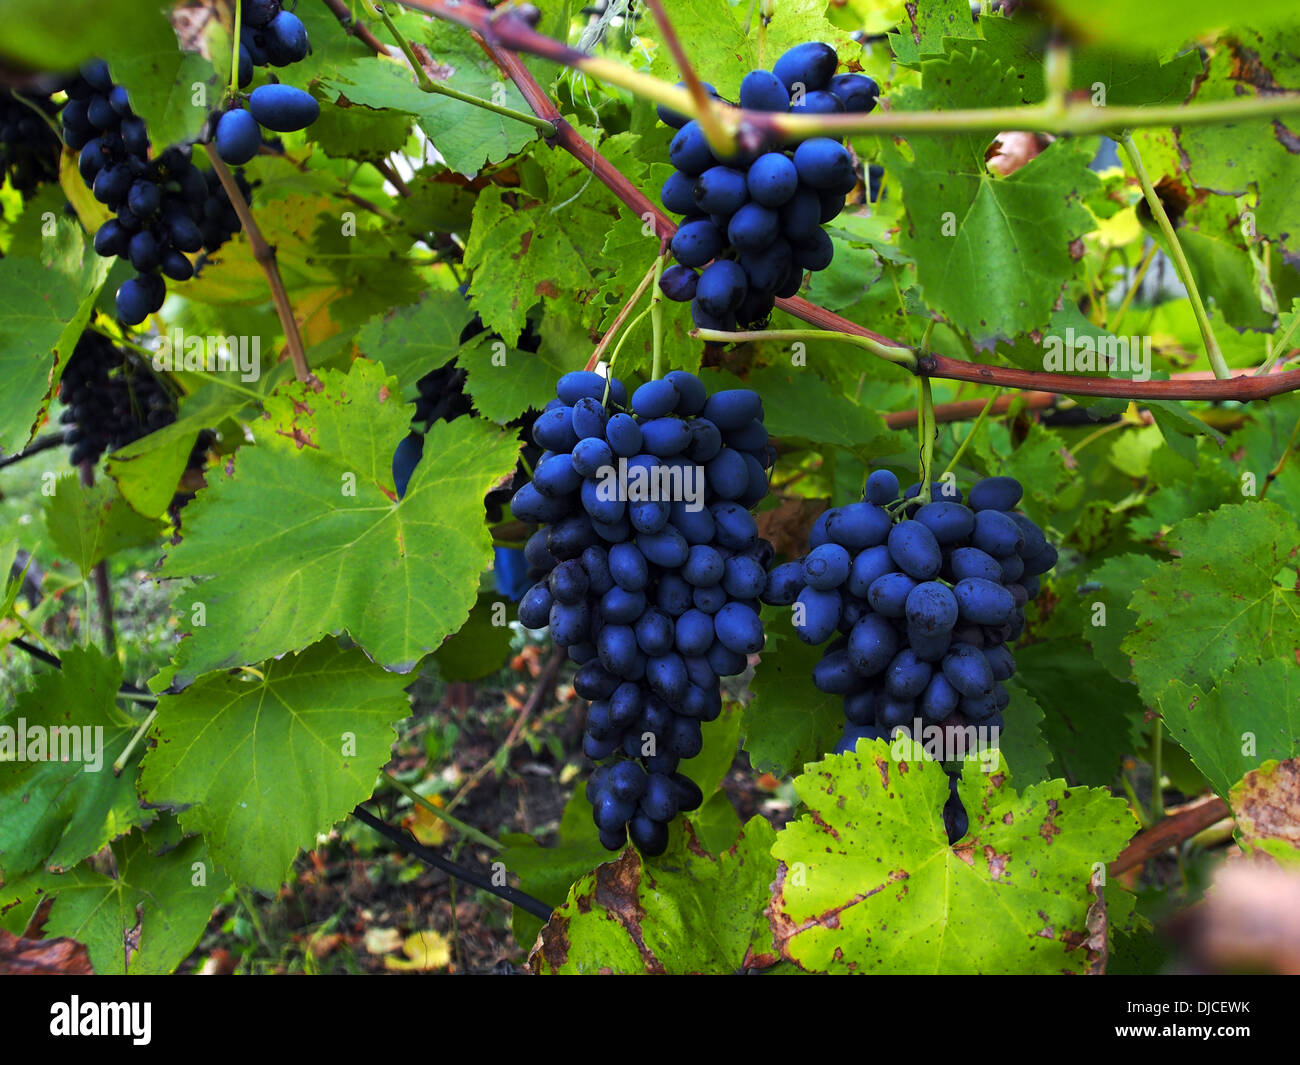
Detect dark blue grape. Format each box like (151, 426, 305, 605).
(794, 586, 841, 644)
(972, 509, 1024, 557)
(668, 120, 714, 175)
(778, 187, 822, 241)
(829, 73, 880, 113)
(968, 476, 1023, 512)
(953, 577, 1015, 625)
(826, 502, 891, 550)
(772, 42, 838, 93)
(790, 90, 843, 115)
(659, 263, 698, 302)
(264, 10, 310, 66)
(740, 69, 790, 111)
(942, 643, 995, 698)
(727, 202, 780, 252)
(248, 83, 319, 132)
(215, 108, 260, 165)
(864, 468, 900, 505)
(696, 260, 748, 316)
(793, 138, 854, 190)
(792, 228, 834, 271)
(746, 152, 799, 207)
(887, 520, 943, 580)
(714, 601, 764, 654)
(694, 165, 749, 214)
(914, 501, 975, 545)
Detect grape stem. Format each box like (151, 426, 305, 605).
(918, 377, 935, 502)
(381, 770, 502, 852)
(1259, 305, 1300, 377)
(941, 389, 1000, 476)
(373, 0, 1300, 403)
(395, 0, 1300, 139)
(112, 708, 159, 775)
(1109, 239, 1159, 337)
(1119, 132, 1228, 380)
(319, 0, 389, 53)
(208, 154, 312, 382)
(372, 1, 556, 132)
(230, 0, 243, 99)
(649, 253, 666, 381)
(585, 257, 660, 372)
(641, 0, 735, 158)
(691, 327, 917, 370)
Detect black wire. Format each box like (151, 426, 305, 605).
(351, 804, 555, 922)
(0, 433, 66, 470)
(9, 636, 153, 697)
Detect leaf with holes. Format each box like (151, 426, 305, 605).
(769, 744, 1135, 973)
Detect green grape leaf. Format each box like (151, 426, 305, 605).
(107, 12, 216, 152)
(395, 170, 479, 235)
(1178, 31, 1300, 250)
(743, 610, 843, 777)
(888, 0, 980, 66)
(0, 647, 150, 879)
(1015, 639, 1145, 786)
(637, 0, 853, 98)
(743, 365, 892, 454)
(1160, 659, 1300, 801)
(0, 0, 164, 68)
(140, 640, 409, 892)
(0, 217, 110, 456)
(881, 48, 1100, 341)
(321, 24, 539, 179)
(770, 746, 1135, 973)
(999, 677, 1052, 785)
(310, 99, 414, 161)
(43, 476, 162, 577)
(430, 592, 513, 682)
(456, 329, 585, 426)
(355, 289, 476, 400)
(105, 373, 277, 520)
(1043, 0, 1300, 52)
(1081, 553, 1163, 681)
(159, 361, 521, 684)
(0, 827, 228, 975)
(530, 817, 778, 974)
(974, 16, 1203, 107)
(1122, 501, 1300, 706)
(462, 185, 608, 348)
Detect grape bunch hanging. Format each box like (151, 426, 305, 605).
(215, 0, 321, 164)
(655, 42, 879, 330)
(512, 370, 774, 855)
(61, 60, 252, 325)
(0, 86, 62, 195)
(763, 470, 1058, 837)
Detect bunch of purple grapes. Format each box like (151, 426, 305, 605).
(760, 470, 1058, 839)
(512, 370, 775, 855)
(655, 42, 879, 330)
(62, 60, 251, 325)
(215, 0, 321, 164)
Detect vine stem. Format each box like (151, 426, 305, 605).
(585, 257, 660, 371)
(1150, 717, 1166, 822)
(1109, 794, 1230, 875)
(649, 254, 666, 381)
(112, 708, 158, 775)
(1110, 240, 1159, 336)
(208, 154, 311, 382)
(942, 389, 1000, 476)
(691, 327, 917, 369)
(0, 433, 66, 469)
(372, 1, 555, 131)
(1259, 306, 1300, 376)
(395, 0, 1300, 138)
(918, 377, 935, 502)
(319, 0, 389, 53)
(381, 770, 502, 851)
(1259, 410, 1300, 500)
(384, 1, 1300, 404)
(1120, 132, 1228, 380)
(230, 0, 242, 98)
(642, 0, 733, 156)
